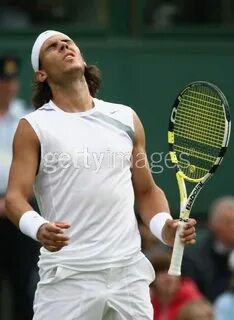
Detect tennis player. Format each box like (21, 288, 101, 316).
(5, 30, 196, 320)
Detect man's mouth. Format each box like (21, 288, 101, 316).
(64, 53, 75, 60)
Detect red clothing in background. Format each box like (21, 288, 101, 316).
(152, 277, 203, 320)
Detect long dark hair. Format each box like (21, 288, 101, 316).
(32, 64, 101, 109)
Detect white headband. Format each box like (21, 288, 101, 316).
(31, 30, 70, 72)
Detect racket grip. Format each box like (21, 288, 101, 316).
(168, 220, 186, 276)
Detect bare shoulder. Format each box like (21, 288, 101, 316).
(132, 111, 146, 148)
(13, 119, 40, 150)
(9, 119, 40, 184)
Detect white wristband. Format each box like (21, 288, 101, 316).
(149, 212, 173, 244)
(19, 210, 49, 241)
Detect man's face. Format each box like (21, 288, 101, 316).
(210, 203, 234, 248)
(38, 35, 85, 82)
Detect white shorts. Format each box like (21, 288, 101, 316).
(33, 256, 155, 320)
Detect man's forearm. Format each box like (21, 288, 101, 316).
(5, 192, 34, 225)
(135, 184, 170, 226)
(135, 185, 173, 244)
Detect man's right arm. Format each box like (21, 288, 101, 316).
(5, 119, 70, 251)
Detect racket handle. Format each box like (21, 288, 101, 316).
(168, 220, 186, 276)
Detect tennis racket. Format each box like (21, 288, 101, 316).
(168, 81, 231, 276)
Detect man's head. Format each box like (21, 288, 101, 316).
(209, 196, 234, 249)
(31, 30, 85, 83)
(31, 30, 69, 72)
(31, 30, 101, 109)
(0, 57, 20, 107)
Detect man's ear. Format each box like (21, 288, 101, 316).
(36, 70, 47, 82)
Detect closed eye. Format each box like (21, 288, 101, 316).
(45, 42, 57, 51)
(44, 39, 75, 52)
(63, 39, 73, 45)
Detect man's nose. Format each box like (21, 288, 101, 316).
(59, 42, 68, 51)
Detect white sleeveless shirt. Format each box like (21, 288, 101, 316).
(23, 98, 143, 271)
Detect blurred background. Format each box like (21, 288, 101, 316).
(0, 0, 234, 319)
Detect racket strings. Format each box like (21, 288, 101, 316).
(180, 95, 225, 128)
(175, 116, 224, 148)
(177, 95, 225, 147)
(184, 90, 223, 106)
(174, 144, 217, 163)
(178, 101, 225, 129)
(174, 145, 213, 180)
(173, 86, 226, 179)
(178, 162, 207, 180)
(174, 142, 216, 180)
(174, 111, 225, 151)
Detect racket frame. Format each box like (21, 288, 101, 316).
(167, 81, 231, 276)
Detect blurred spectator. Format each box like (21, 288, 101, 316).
(177, 299, 213, 320)
(150, 245, 203, 320)
(183, 196, 234, 302)
(214, 250, 234, 320)
(0, 56, 39, 320)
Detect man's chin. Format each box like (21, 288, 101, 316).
(64, 64, 84, 77)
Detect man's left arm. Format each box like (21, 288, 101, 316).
(131, 111, 196, 246)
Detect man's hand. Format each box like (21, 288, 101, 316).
(37, 221, 70, 252)
(162, 218, 196, 247)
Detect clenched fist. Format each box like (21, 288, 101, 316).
(37, 221, 70, 252)
(162, 218, 197, 247)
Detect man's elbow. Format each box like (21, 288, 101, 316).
(137, 183, 164, 198)
(5, 191, 21, 222)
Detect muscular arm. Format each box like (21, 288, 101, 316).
(6, 119, 39, 223)
(131, 112, 170, 225)
(131, 112, 196, 246)
(5, 119, 70, 251)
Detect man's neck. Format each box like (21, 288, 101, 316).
(51, 77, 93, 113)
